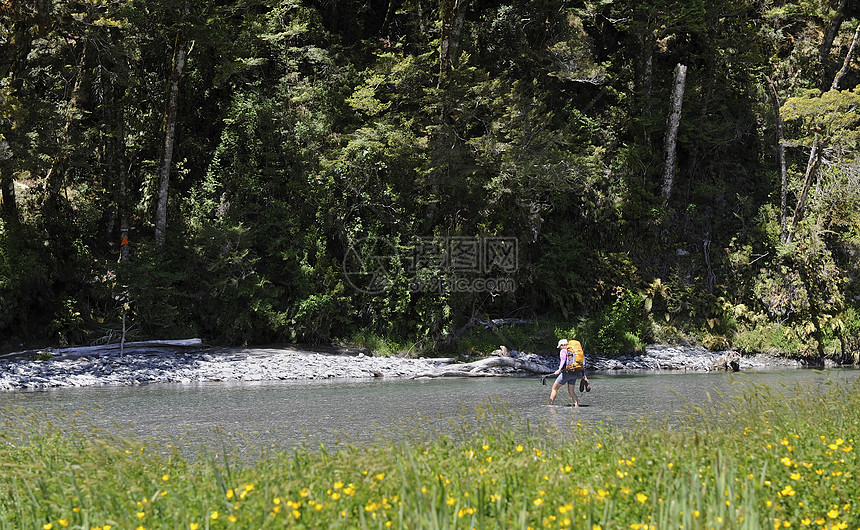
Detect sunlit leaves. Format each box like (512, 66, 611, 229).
(781, 87, 860, 149)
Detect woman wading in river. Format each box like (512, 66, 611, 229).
(548, 338, 590, 407)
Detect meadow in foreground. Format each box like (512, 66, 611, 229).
(1, 374, 858, 529)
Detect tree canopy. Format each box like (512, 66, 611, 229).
(2, 0, 859, 362)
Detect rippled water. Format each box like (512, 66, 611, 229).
(2, 368, 857, 454)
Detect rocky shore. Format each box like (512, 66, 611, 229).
(0, 341, 805, 390)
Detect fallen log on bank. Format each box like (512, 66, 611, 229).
(410, 355, 552, 379)
(48, 339, 204, 359)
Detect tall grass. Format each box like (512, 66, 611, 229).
(1, 376, 858, 529)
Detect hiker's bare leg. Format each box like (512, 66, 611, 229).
(567, 383, 579, 407)
(549, 381, 562, 405)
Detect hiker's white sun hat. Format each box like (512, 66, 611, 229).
(557, 339, 568, 349)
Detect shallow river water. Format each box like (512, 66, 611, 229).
(2, 368, 858, 455)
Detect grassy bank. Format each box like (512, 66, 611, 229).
(1, 376, 859, 529)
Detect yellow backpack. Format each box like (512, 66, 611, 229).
(565, 340, 584, 371)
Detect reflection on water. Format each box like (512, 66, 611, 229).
(2, 368, 858, 454)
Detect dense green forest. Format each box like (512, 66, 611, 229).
(2, 0, 860, 361)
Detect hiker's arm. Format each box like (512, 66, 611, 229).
(554, 351, 567, 374)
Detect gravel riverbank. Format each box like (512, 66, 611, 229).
(0, 342, 805, 390)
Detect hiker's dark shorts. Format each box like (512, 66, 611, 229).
(555, 370, 582, 386)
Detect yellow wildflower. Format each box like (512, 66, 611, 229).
(636, 493, 648, 503)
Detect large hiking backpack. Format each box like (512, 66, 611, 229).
(564, 340, 584, 371)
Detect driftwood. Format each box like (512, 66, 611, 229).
(48, 339, 204, 359)
(451, 316, 532, 341)
(712, 351, 740, 372)
(411, 355, 552, 379)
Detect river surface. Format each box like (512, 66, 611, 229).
(2, 368, 858, 456)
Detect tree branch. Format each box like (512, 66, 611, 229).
(831, 21, 860, 90)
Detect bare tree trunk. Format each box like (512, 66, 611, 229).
(154, 14, 190, 248)
(380, 0, 394, 38)
(112, 82, 130, 263)
(45, 47, 88, 218)
(0, 141, 17, 226)
(439, 0, 469, 85)
(786, 134, 821, 243)
(0, 0, 36, 227)
(819, 0, 849, 91)
(765, 76, 789, 242)
(785, 25, 856, 243)
(831, 21, 860, 90)
(661, 63, 687, 203)
(630, 6, 657, 146)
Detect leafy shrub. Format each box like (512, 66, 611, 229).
(577, 288, 650, 355)
(455, 318, 557, 358)
(345, 330, 414, 357)
(732, 323, 804, 356)
(0, 225, 61, 345)
(118, 244, 198, 341)
(290, 291, 352, 345)
(49, 298, 88, 346)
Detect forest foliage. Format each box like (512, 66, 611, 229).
(2, 0, 860, 361)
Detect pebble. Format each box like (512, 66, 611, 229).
(0, 345, 806, 390)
